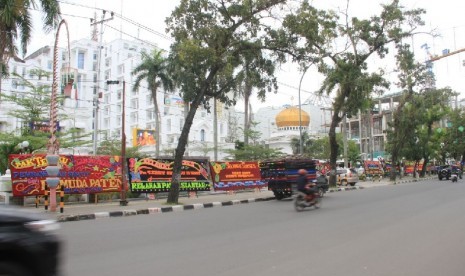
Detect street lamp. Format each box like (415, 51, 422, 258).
(107, 80, 128, 206)
(298, 66, 309, 155)
(18, 141, 29, 154)
(47, 19, 70, 212)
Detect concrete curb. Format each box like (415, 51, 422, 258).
(56, 197, 276, 223)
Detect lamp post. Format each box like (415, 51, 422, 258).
(298, 66, 309, 155)
(18, 141, 29, 154)
(107, 80, 128, 206)
(47, 19, 71, 212)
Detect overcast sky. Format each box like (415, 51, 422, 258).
(28, 0, 465, 111)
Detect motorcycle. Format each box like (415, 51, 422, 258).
(294, 191, 321, 212)
(451, 173, 458, 182)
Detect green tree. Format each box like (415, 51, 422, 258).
(165, 0, 287, 203)
(290, 132, 310, 156)
(306, 137, 329, 159)
(97, 134, 145, 158)
(416, 88, 452, 176)
(0, 0, 61, 95)
(225, 142, 284, 161)
(386, 44, 437, 180)
(440, 108, 465, 164)
(0, 70, 92, 163)
(132, 49, 173, 158)
(226, 121, 284, 161)
(281, 0, 425, 185)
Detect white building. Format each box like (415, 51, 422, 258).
(1, 37, 236, 160)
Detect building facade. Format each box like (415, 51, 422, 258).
(0, 38, 236, 160)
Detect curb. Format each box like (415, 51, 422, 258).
(57, 196, 276, 223)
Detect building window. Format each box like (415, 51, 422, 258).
(200, 129, 205, 142)
(104, 94, 110, 104)
(146, 110, 154, 120)
(117, 64, 124, 75)
(130, 112, 138, 124)
(78, 52, 85, 69)
(131, 98, 138, 109)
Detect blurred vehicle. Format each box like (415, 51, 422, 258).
(0, 207, 62, 276)
(327, 168, 359, 186)
(260, 157, 327, 200)
(438, 165, 463, 181)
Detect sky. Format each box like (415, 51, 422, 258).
(27, 0, 465, 112)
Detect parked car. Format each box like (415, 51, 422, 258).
(0, 207, 62, 276)
(327, 168, 359, 186)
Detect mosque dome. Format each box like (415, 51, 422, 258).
(275, 106, 310, 128)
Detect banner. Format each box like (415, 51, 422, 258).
(404, 161, 426, 174)
(132, 128, 156, 146)
(127, 157, 212, 192)
(364, 160, 383, 176)
(9, 154, 123, 196)
(210, 161, 265, 191)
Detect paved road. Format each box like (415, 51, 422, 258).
(26, 175, 430, 221)
(58, 178, 465, 276)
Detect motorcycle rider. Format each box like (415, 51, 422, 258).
(296, 169, 317, 203)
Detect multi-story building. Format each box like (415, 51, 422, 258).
(1, 37, 236, 160)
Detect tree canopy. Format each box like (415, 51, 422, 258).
(165, 0, 288, 203)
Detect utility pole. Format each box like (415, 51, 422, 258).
(107, 80, 128, 206)
(213, 98, 218, 161)
(90, 11, 114, 155)
(298, 66, 309, 155)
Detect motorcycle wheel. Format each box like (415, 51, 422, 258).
(294, 195, 305, 212)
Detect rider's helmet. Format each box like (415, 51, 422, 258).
(298, 169, 307, 175)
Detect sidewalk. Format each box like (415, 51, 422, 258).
(25, 175, 435, 222)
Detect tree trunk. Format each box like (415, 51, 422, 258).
(213, 97, 218, 161)
(243, 81, 251, 146)
(166, 91, 205, 204)
(152, 89, 160, 158)
(328, 111, 341, 187)
(390, 149, 399, 181)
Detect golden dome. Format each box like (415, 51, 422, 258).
(275, 106, 310, 128)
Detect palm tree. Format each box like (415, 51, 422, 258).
(132, 49, 173, 157)
(0, 0, 61, 95)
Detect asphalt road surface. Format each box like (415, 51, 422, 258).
(59, 179, 465, 276)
